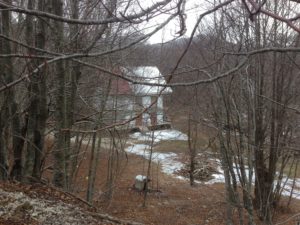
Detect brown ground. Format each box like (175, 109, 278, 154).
(72, 145, 300, 225)
(0, 180, 140, 225)
(1, 137, 300, 225)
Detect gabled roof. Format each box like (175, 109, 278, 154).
(123, 66, 172, 96)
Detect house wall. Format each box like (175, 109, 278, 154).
(138, 95, 166, 127)
(105, 95, 135, 127)
(135, 96, 143, 126)
(157, 96, 164, 124)
(103, 94, 168, 128)
(142, 96, 151, 126)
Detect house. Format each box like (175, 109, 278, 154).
(106, 66, 172, 129)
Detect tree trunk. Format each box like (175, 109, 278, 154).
(52, 0, 66, 188)
(22, 0, 48, 182)
(64, 0, 81, 190)
(0, 0, 23, 181)
(22, 0, 36, 182)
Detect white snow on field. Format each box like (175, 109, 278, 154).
(126, 143, 184, 176)
(204, 165, 300, 199)
(281, 187, 300, 199)
(126, 129, 300, 200)
(0, 189, 99, 225)
(130, 129, 188, 143)
(203, 164, 300, 199)
(204, 166, 226, 185)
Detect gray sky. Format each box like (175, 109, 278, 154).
(147, 0, 207, 44)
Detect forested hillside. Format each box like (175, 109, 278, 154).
(1, 1, 300, 225)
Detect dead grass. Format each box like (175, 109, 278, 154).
(39, 136, 300, 225)
(71, 144, 300, 225)
(153, 140, 188, 154)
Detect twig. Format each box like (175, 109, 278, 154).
(88, 212, 144, 225)
(274, 212, 300, 225)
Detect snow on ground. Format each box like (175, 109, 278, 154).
(130, 129, 188, 143)
(126, 143, 184, 178)
(0, 189, 99, 225)
(126, 129, 300, 200)
(205, 165, 300, 199)
(281, 186, 300, 199)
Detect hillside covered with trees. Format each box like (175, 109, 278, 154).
(1, 0, 300, 225)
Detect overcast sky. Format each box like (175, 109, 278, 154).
(146, 0, 208, 44)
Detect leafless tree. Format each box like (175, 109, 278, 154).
(1, 1, 300, 224)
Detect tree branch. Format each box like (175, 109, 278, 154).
(0, 0, 173, 25)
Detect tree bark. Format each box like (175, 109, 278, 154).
(65, 0, 81, 190)
(22, 0, 48, 182)
(0, 0, 23, 181)
(52, 0, 66, 188)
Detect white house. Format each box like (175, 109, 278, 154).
(107, 66, 172, 128)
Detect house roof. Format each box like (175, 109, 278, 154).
(124, 66, 172, 96)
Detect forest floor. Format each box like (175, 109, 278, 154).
(72, 129, 300, 225)
(0, 181, 143, 225)
(1, 129, 300, 225)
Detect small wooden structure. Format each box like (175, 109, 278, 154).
(134, 175, 150, 191)
(295, 216, 300, 225)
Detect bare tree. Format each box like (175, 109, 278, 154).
(1, 1, 300, 224)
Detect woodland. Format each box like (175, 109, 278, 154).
(0, 0, 300, 225)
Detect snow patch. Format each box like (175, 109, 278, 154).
(130, 129, 188, 143)
(203, 165, 300, 200)
(126, 144, 184, 176)
(0, 189, 98, 225)
(127, 129, 300, 200)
